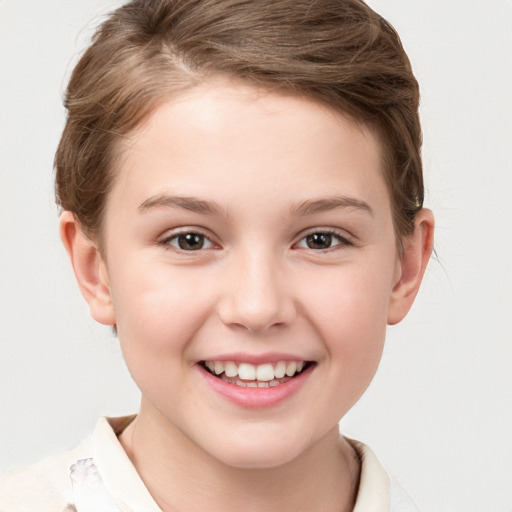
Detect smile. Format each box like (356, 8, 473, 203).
(201, 360, 312, 388)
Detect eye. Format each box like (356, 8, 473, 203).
(295, 230, 351, 250)
(163, 231, 215, 251)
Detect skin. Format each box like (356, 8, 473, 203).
(61, 81, 434, 511)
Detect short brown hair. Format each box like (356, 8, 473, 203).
(55, 0, 423, 245)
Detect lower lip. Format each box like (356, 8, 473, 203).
(197, 364, 314, 409)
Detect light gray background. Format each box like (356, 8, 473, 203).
(1, 1, 511, 511)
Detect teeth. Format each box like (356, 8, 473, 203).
(285, 361, 297, 377)
(256, 363, 274, 382)
(204, 360, 308, 383)
(224, 361, 238, 378)
(238, 363, 256, 380)
(274, 361, 286, 379)
(219, 374, 299, 388)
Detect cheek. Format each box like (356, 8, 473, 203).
(301, 260, 393, 377)
(109, 262, 213, 367)
(110, 271, 213, 414)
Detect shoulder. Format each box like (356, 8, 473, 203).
(348, 438, 420, 512)
(0, 437, 93, 512)
(0, 416, 150, 512)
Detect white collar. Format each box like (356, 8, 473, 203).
(91, 417, 410, 512)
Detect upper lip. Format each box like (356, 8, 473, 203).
(196, 352, 314, 365)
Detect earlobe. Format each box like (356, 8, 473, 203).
(59, 211, 116, 326)
(387, 209, 435, 325)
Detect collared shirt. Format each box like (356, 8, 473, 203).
(0, 416, 419, 511)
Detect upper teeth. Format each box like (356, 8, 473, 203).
(204, 361, 305, 381)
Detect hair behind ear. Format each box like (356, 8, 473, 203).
(387, 208, 434, 325)
(59, 211, 116, 326)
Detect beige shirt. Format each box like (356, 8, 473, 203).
(0, 417, 418, 511)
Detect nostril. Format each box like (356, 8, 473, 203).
(218, 299, 297, 333)
(216, 263, 297, 332)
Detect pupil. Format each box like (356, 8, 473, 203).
(178, 233, 204, 250)
(307, 233, 332, 249)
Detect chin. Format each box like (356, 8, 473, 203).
(203, 428, 314, 470)
(216, 448, 302, 470)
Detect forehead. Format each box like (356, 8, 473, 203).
(109, 81, 389, 218)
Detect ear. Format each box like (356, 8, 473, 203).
(59, 211, 116, 326)
(387, 209, 435, 325)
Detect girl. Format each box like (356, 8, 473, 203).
(1, 1, 434, 510)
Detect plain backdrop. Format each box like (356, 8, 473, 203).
(1, 1, 511, 511)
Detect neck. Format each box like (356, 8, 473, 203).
(119, 402, 360, 512)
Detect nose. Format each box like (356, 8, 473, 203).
(217, 250, 297, 333)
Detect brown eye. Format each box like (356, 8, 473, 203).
(295, 231, 352, 251)
(177, 233, 205, 250)
(305, 233, 333, 249)
(163, 232, 215, 251)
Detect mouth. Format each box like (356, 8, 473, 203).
(200, 360, 314, 388)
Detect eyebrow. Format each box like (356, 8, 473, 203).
(138, 194, 373, 218)
(138, 195, 226, 216)
(291, 195, 374, 217)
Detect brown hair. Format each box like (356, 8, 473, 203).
(55, 0, 423, 245)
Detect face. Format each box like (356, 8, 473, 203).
(99, 82, 402, 468)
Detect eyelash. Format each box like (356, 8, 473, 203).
(158, 228, 352, 253)
(294, 229, 353, 251)
(158, 229, 217, 252)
